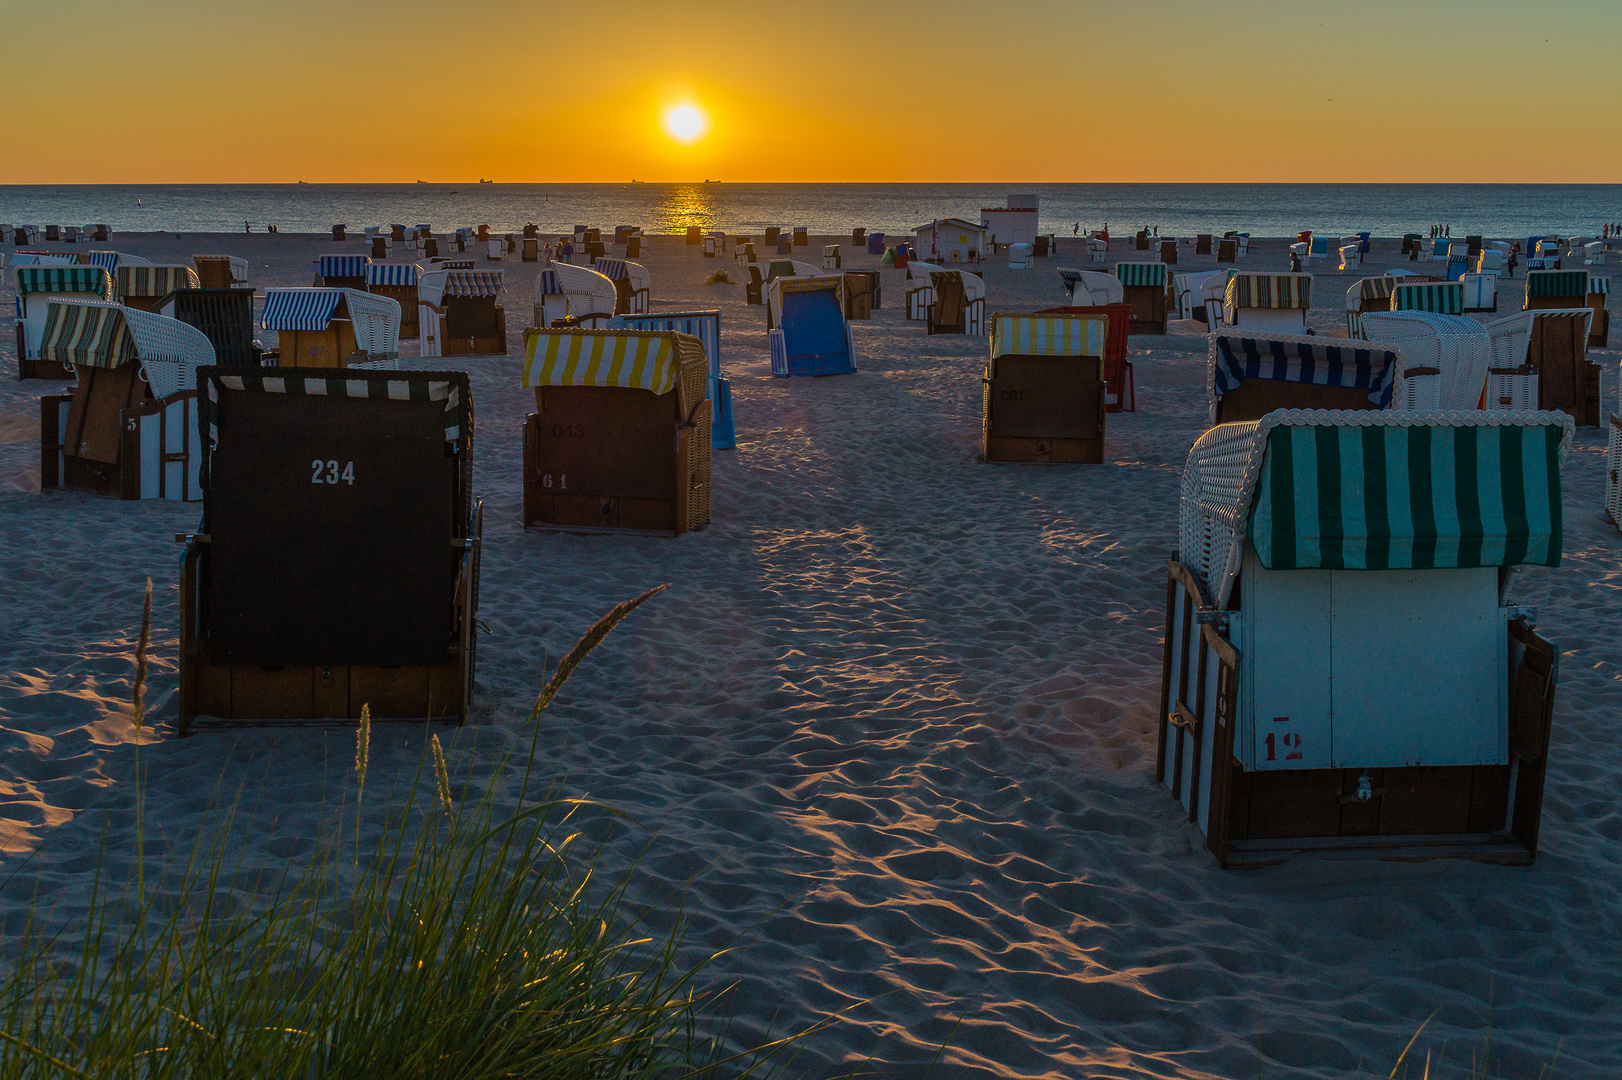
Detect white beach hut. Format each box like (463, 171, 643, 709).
(912, 218, 986, 265)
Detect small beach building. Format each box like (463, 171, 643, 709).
(912, 219, 986, 265)
(981, 206, 1038, 250)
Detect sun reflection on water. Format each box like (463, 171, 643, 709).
(655, 185, 717, 234)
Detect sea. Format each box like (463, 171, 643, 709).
(3, 184, 1621, 240)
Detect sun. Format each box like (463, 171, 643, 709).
(663, 103, 709, 146)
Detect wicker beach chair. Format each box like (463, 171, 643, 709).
(365, 261, 423, 339)
(261, 288, 400, 369)
(314, 254, 369, 290)
(983, 312, 1107, 464)
(38, 300, 214, 500)
(842, 270, 880, 319)
(768, 276, 858, 377)
(193, 255, 249, 290)
(534, 262, 616, 328)
(1207, 331, 1404, 424)
(419, 269, 506, 358)
(13, 265, 116, 379)
(1035, 304, 1133, 412)
(1161, 408, 1573, 866)
(521, 328, 711, 534)
(591, 257, 651, 315)
(158, 288, 259, 367)
(1114, 262, 1169, 334)
(925, 270, 986, 336)
(1058, 267, 1126, 307)
(115, 265, 199, 313)
(1359, 311, 1494, 411)
(1222, 273, 1311, 334)
(1524, 269, 1608, 347)
(178, 367, 480, 733)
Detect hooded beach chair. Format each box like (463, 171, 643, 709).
(1207, 331, 1403, 424)
(983, 312, 1107, 464)
(365, 261, 423, 339)
(822, 245, 842, 271)
(842, 270, 880, 319)
(1007, 243, 1032, 270)
(178, 367, 480, 734)
(1175, 269, 1231, 322)
(768, 276, 858, 377)
(261, 288, 400, 369)
(158, 288, 259, 367)
(1222, 273, 1311, 334)
(535, 261, 616, 329)
(1058, 267, 1126, 307)
(38, 301, 213, 501)
(1461, 272, 1498, 314)
(14, 265, 116, 379)
(1160, 409, 1572, 867)
(520, 328, 711, 535)
(591, 257, 651, 315)
(608, 310, 732, 450)
(925, 270, 986, 336)
(903, 261, 945, 321)
(1345, 277, 1400, 337)
(1114, 262, 1169, 334)
(313, 254, 369, 290)
(192, 255, 249, 290)
(419, 269, 506, 357)
(1607, 416, 1622, 533)
(1390, 280, 1465, 316)
(1360, 311, 1501, 412)
(1036, 304, 1134, 412)
(115, 265, 200, 313)
(1524, 269, 1607, 347)
(745, 265, 764, 306)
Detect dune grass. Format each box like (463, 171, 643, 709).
(702, 270, 734, 285)
(0, 584, 794, 1080)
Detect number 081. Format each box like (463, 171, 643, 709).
(311, 459, 355, 485)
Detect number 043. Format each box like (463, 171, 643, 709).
(311, 459, 355, 485)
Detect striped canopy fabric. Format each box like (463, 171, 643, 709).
(1589, 276, 1610, 296)
(364, 262, 422, 286)
(537, 270, 562, 295)
(1211, 334, 1401, 412)
(39, 302, 136, 369)
(1524, 270, 1589, 299)
(1225, 273, 1312, 312)
(317, 254, 370, 278)
(1359, 276, 1399, 302)
(87, 250, 120, 273)
(261, 288, 345, 331)
(1391, 281, 1464, 314)
(15, 266, 113, 297)
(1115, 262, 1167, 287)
(1249, 419, 1568, 572)
(419, 269, 504, 306)
(116, 265, 199, 298)
(523, 328, 692, 405)
(1180, 410, 1575, 606)
(990, 312, 1106, 358)
(206, 372, 468, 446)
(607, 310, 721, 375)
(594, 258, 628, 281)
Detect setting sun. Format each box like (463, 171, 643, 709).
(662, 103, 709, 146)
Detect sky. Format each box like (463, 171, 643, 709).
(1, 0, 1617, 183)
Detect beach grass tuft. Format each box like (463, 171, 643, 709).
(0, 585, 791, 1080)
(702, 269, 734, 285)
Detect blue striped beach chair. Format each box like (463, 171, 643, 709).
(608, 310, 731, 449)
(365, 261, 424, 339)
(314, 253, 370, 289)
(1207, 330, 1402, 424)
(262, 287, 400, 369)
(1161, 407, 1574, 867)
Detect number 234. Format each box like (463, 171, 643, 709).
(311, 459, 355, 485)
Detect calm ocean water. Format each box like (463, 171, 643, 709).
(3, 184, 1621, 239)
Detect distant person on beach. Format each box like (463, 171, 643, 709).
(1073, 223, 1079, 237)
(244, 220, 250, 233)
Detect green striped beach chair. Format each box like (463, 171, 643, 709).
(1114, 261, 1168, 333)
(1162, 408, 1574, 866)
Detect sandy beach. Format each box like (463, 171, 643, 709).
(1, 230, 1618, 1078)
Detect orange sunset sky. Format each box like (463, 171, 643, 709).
(2, 0, 1617, 184)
